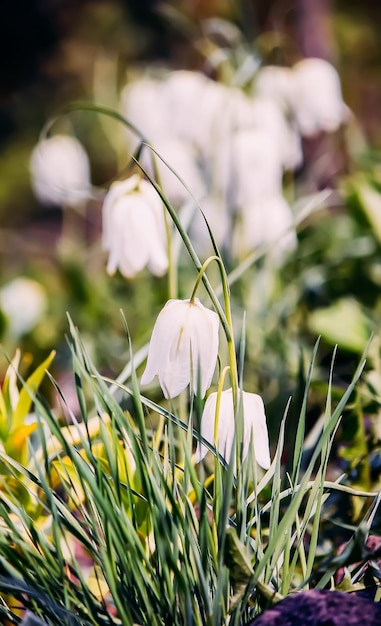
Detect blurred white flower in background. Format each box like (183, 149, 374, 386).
(30, 135, 91, 207)
(119, 57, 348, 263)
(161, 70, 210, 145)
(163, 71, 231, 157)
(121, 71, 212, 207)
(139, 137, 206, 207)
(233, 194, 297, 261)
(290, 58, 348, 136)
(141, 297, 219, 399)
(250, 97, 303, 170)
(102, 174, 168, 278)
(195, 387, 271, 468)
(254, 58, 348, 139)
(231, 129, 297, 260)
(189, 194, 232, 256)
(253, 65, 294, 109)
(121, 75, 169, 151)
(232, 129, 284, 204)
(0, 277, 47, 337)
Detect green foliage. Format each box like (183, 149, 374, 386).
(0, 351, 54, 508)
(0, 323, 378, 626)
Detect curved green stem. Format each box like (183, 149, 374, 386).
(212, 365, 230, 551)
(149, 152, 177, 300)
(39, 101, 149, 145)
(190, 255, 238, 407)
(214, 366, 231, 444)
(132, 158, 229, 322)
(190, 255, 219, 303)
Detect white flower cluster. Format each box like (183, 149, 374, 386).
(28, 58, 347, 278)
(120, 58, 348, 260)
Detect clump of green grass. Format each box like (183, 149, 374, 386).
(0, 319, 377, 626)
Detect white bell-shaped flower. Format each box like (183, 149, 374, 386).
(141, 298, 219, 399)
(250, 97, 303, 170)
(253, 65, 294, 109)
(30, 135, 91, 207)
(232, 129, 284, 206)
(227, 88, 258, 130)
(232, 193, 297, 261)
(102, 174, 168, 278)
(206, 89, 257, 202)
(189, 194, 232, 257)
(163, 71, 212, 147)
(195, 388, 271, 469)
(163, 71, 232, 159)
(139, 137, 206, 207)
(121, 75, 170, 151)
(290, 58, 347, 136)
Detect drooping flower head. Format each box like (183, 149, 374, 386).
(121, 75, 169, 152)
(195, 388, 271, 469)
(232, 193, 297, 262)
(290, 58, 348, 136)
(253, 65, 294, 109)
(139, 137, 206, 207)
(30, 134, 91, 207)
(141, 298, 219, 399)
(102, 174, 168, 279)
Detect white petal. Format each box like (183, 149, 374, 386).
(216, 389, 236, 461)
(232, 128, 283, 206)
(140, 137, 206, 206)
(135, 180, 168, 276)
(253, 66, 294, 108)
(195, 388, 271, 469)
(108, 195, 151, 277)
(249, 97, 303, 170)
(141, 299, 219, 399)
(160, 311, 193, 398)
(162, 71, 209, 147)
(102, 178, 168, 279)
(138, 178, 164, 211)
(141, 300, 191, 397)
(121, 76, 169, 150)
(189, 195, 232, 256)
(0, 278, 47, 337)
(291, 58, 346, 136)
(147, 246, 169, 277)
(242, 392, 271, 469)
(232, 193, 296, 261)
(188, 299, 219, 397)
(195, 389, 235, 463)
(195, 391, 218, 461)
(102, 175, 140, 251)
